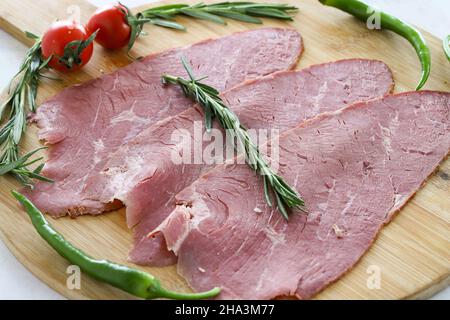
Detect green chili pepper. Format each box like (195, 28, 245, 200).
(443, 35, 450, 62)
(319, 0, 431, 90)
(12, 191, 220, 300)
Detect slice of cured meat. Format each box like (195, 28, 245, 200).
(155, 91, 449, 299)
(126, 59, 394, 266)
(26, 28, 303, 216)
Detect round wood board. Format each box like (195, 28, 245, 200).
(0, 0, 449, 299)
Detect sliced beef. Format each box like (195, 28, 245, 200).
(126, 59, 394, 266)
(26, 28, 303, 216)
(155, 91, 449, 299)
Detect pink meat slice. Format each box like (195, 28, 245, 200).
(126, 59, 394, 266)
(156, 91, 449, 299)
(25, 28, 303, 216)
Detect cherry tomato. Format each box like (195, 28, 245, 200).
(86, 4, 131, 50)
(41, 20, 94, 72)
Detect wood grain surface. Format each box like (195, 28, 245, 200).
(0, 0, 448, 299)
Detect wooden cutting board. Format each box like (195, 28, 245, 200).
(0, 0, 448, 300)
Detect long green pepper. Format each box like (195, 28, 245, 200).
(12, 191, 220, 300)
(319, 0, 431, 90)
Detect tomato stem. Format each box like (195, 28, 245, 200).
(57, 29, 98, 69)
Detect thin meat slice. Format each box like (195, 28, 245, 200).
(126, 59, 394, 266)
(155, 91, 449, 299)
(26, 28, 303, 217)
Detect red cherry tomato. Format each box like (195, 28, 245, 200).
(41, 20, 94, 72)
(86, 4, 131, 50)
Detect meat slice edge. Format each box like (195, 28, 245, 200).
(25, 28, 303, 217)
(128, 59, 394, 266)
(155, 91, 450, 299)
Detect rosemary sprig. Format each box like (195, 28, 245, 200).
(162, 58, 306, 219)
(120, 2, 298, 54)
(58, 30, 98, 69)
(0, 32, 53, 187)
(141, 2, 298, 31)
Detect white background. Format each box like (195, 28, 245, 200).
(0, 0, 448, 299)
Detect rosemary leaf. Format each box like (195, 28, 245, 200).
(0, 157, 26, 176)
(246, 8, 294, 20)
(146, 3, 190, 12)
(149, 18, 186, 30)
(180, 8, 227, 24)
(274, 191, 289, 220)
(149, 12, 178, 20)
(181, 57, 197, 80)
(12, 100, 25, 144)
(21, 170, 53, 183)
(22, 156, 44, 168)
(208, 10, 263, 24)
(33, 163, 45, 174)
(204, 105, 213, 132)
(263, 175, 273, 207)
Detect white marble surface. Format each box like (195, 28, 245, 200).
(0, 0, 448, 300)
